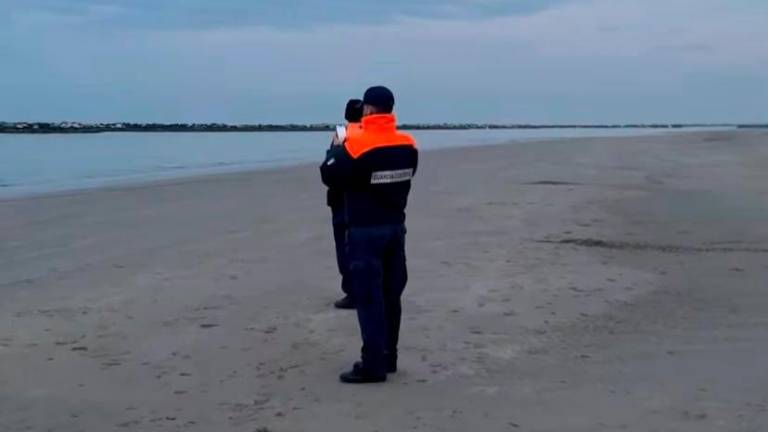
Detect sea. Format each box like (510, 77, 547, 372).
(0, 128, 723, 198)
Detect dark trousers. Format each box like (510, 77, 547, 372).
(347, 224, 408, 375)
(331, 205, 352, 297)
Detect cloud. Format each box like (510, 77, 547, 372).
(657, 43, 716, 54)
(5, 0, 572, 29)
(1, 0, 766, 123)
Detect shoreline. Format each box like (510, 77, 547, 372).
(0, 129, 722, 202)
(0, 124, 747, 135)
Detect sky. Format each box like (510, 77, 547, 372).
(1, 0, 766, 124)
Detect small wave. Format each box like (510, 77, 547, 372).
(156, 161, 242, 171)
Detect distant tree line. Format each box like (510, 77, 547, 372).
(0, 122, 337, 134)
(0, 121, 763, 134)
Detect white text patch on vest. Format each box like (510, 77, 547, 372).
(370, 169, 414, 184)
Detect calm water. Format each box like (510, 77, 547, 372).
(0, 128, 717, 198)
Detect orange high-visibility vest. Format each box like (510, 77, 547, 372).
(344, 114, 416, 159)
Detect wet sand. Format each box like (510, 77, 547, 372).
(1, 130, 767, 431)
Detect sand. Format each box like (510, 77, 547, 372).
(1, 130, 767, 431)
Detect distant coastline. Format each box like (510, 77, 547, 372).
(0, 121, 762, 134)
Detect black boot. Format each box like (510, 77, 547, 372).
(354, 358, 397, 374)
(334, 295, 356, 310)
(339, 362, 386, 384)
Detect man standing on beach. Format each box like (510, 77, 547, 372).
(327, 99, 363, 310)
(320, 86, 418, 383)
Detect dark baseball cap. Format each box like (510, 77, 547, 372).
(363, 86, 395, 113)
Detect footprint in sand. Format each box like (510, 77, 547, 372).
(54, 335, 86, 346)
(102, 360, 122, 368)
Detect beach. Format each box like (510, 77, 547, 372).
(1, 129, 767, 431)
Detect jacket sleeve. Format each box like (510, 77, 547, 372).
(320, 144, 357, 189)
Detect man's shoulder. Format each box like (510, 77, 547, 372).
(344, 123, 363, 141)
(345, 130, 416, 159)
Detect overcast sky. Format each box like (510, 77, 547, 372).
(2, 0, 766, 123)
